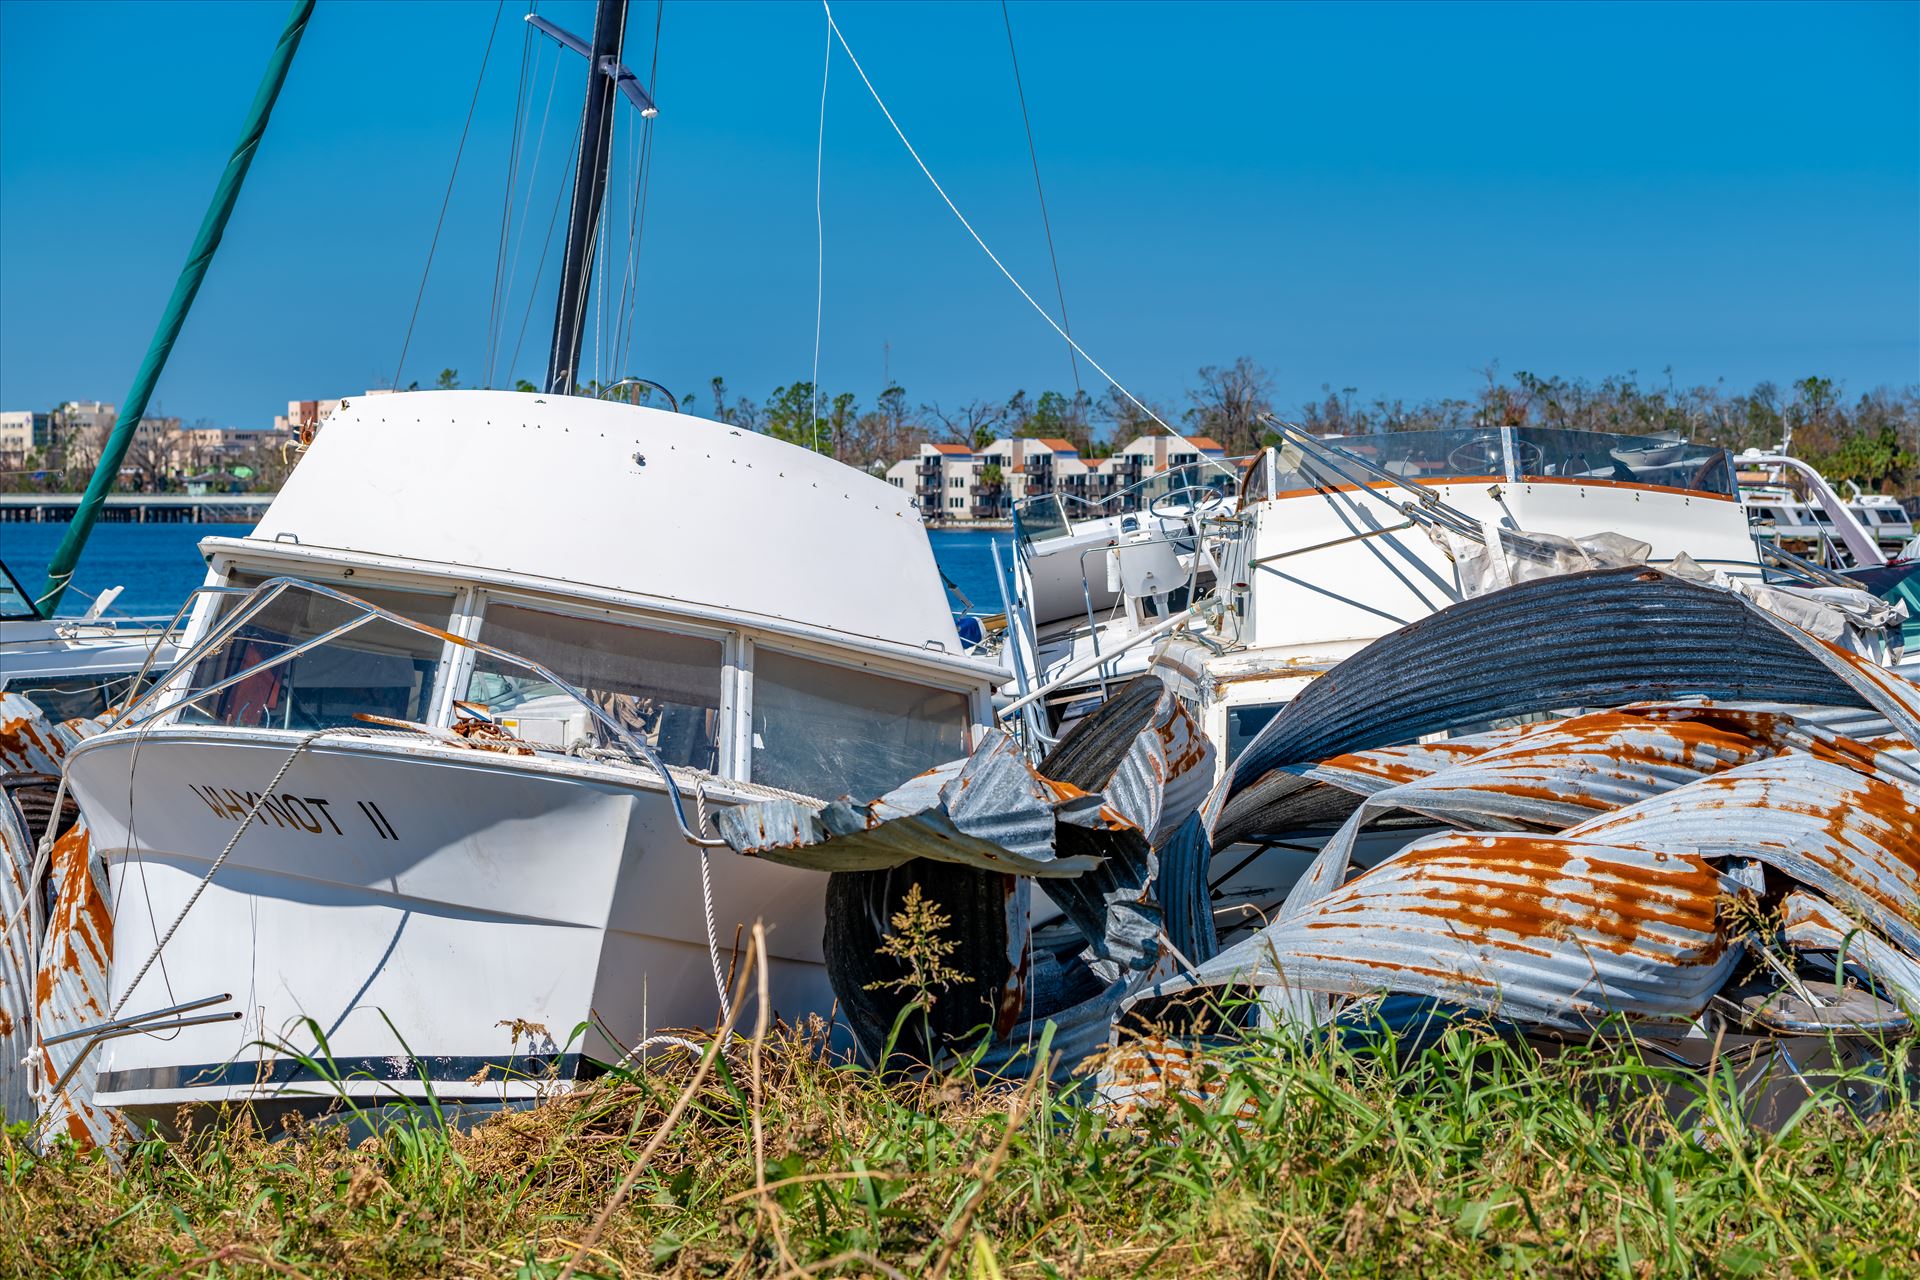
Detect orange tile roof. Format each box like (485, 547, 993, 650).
(1036, 438, 1078, 452)
(1184, 436, 1226, 452)
(928, 442, 973, 455)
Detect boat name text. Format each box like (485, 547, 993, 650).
(186, 784, 399, 841)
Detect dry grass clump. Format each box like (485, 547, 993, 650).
(3, 1008, 1916, 1278)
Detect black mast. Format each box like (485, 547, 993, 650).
(545, 0, 627, 395)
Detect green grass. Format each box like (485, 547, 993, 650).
(3, 1013, 1915, 1279)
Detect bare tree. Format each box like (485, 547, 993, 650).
(1184, 357, 1274, 454)
(924, 399, 1007, 450)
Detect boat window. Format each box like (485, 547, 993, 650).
(469, 603, 723, 771)
(0, 560, 37, 621)
(1225, 702, 1284, 764)
(750, 648, 968, 800)
(181, 574, 454, 730)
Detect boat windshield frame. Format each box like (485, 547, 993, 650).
(113, 575, 730, 846)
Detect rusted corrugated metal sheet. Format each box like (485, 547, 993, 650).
(0, 691, 66, 777)
(1036, 677, 1216, 979)
(1365, 710, 1782, 831)
(1567, 754, 1920, 960)
(1156, 833, 1748, 1032)
(32, 816, 119, 1150)
(1779, 892, 1920, 1015)
(0, 793, 36, 1121)
(1218, 565, 1920, 843)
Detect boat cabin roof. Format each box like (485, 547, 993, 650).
(224, 390, 978, 667)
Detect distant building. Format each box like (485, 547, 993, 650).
(885, 441, 978, 517)
(881, 432, 1229, 524)
(976, 438, 1089, 515)
(58, 400, 117, 435)
(0, 410, 55, 468)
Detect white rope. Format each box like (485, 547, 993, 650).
(611, 1032, 709, 1070)
(821, 1, 1223, 464)
(689, 780, 732, 1023)
(810, 11, 831, 452)
(110, 728, 335, 1019)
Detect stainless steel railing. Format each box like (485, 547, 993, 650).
(116, 576, 728, 848)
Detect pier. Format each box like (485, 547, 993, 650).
(0, 492, 274, 523)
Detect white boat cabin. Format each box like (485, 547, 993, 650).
(172, 390, 1002, 799)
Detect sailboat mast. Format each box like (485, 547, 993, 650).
(544, 0, 627, 396)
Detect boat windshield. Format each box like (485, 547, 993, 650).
(1268, 427, 1733, 498)
(0, 559, 38, 621)
(177, 575, 455, 730)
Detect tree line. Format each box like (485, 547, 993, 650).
(10, 361, 1914, 495)
(553, 360, 1918, 494)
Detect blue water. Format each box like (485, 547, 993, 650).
(1, 521, 1011, 620)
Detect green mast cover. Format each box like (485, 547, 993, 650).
(38, 0, 314, 615)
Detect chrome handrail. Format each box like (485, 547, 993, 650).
(596, 376, 681, 410)
(120, 577, 728, 849)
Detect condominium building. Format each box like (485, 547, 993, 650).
(883, 432, 1229, 523)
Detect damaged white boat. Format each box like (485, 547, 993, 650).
(54, 390, 1004, 1123)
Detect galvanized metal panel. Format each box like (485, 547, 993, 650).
(1220, 566, 1918, 838)
(0, 793, 35, 1122)
(0, 691, 66, 777)
(1779, 891, 1920, 1015)
(1037, 678, 1216, 980)
(32, 817, 119, 1150)
(1156, 833, 1743, 1031)
(1371, 710, 1783, 831)
(1566, 754, 1920, 961)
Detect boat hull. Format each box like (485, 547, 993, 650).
(61, 727, 835, 1118)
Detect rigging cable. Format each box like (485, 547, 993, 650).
(613, 0, 664, 390)
(811, 9, 831, 451)
(498, 42, 565, 386)
(1001, 0, 1080, 398)
(820, 1, 1210, 455)
(486, 2, 537, 386)
(508, 111, 585, 380)
(393, 0, 506, 392)
(616, 1, 666, 386)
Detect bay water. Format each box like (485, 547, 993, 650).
(1, 521, 1010, 620)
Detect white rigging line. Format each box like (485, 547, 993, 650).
(616, 0, 665, 384)
(498, 43, 563, 386)
(486, 1, 537, 386)
(811, 11, 831, 451)
(821, 1, 1221, 461)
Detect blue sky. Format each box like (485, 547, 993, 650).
(1, 0, 1914, 429)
